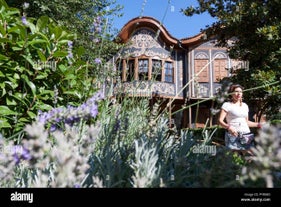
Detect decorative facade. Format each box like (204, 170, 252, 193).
(109, 16, 243, 129)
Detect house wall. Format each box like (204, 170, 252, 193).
(188, 40, 230, 99)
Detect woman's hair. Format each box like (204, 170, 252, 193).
(228, 84, 244, 105)
(228, 84, 244, 94)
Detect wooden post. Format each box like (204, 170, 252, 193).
(169, 98, 172, 128)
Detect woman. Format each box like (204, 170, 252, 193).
(218, 84, 262, 154)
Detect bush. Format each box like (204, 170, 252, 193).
(0, 1, 95, 138)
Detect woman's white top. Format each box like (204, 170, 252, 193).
(221, 101, 250, 134)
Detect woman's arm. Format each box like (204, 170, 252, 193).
(246, 117, 263, 128)
(218, 109, 229, 129)
(219, 109, 238, 136)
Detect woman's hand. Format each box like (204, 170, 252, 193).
(228, 126, 238, 137)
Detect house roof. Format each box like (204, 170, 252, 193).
(116, 16, 206, 49)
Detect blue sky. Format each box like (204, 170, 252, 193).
(112, 0, 216, 39)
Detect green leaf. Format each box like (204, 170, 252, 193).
(11, 46, 22, 51)
(37, 104, 53, 111)
(36, 32, 50, 43)
(0, 105, 17, 115)
(28, 39, 48, 46)
(11, 93, 29, 108)
(27, 21, 36, 34)
(53, 51, 68, 57)
(35, 73, 49, 79)
(63, 91, 82, 99)
(58, 64, 68, 72)
(36, 16, 49, 31)
(0, 54, 9, 61)
(27, 111, 36, 119)
(13, 73, 20, 79)
(36, 49, 47, 62)
(4, 81, 17, 89)
(21, 74, 37, 96)
(0, 118, 12, 128)
(0, 87, 6, 97)
(0, 71, 5, 77)
(0, 37, 12, 43)
(18, 117, 29, 123)
(6, 97, 17, 105)
(22, 55, 36, 69)
(8, 24, 21, 34)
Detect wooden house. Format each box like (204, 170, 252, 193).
(109, 16, 244, 129)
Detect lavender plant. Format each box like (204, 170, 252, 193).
(37, 90, 104, 131)
(239, 123, 281, 187)
(0, 93, 280, 188)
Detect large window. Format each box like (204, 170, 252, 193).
(213, 59, 228, 82)
(117, 58, 173, 83)
(164, 61, 173, 83)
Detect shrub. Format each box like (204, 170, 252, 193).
(0, 1, 95, 138)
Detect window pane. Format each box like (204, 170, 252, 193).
(164, 61, 173, 83)
(138, 59, 148, 73)
(127, 60, 135, 81)
(138, 59, 148, 81)
(165, 76, 172, 82)
(152, 59, 162, 81)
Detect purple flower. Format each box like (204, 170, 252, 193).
(90, 104, 98, 118)
(13, 153, 20, 165)
(36, 90, 103, 131)
(94, 58, 102, 64)
(21, 147, 31, 160)
(12, 145, 31, 165)
(21, 16, 28, 25)
(68, 41, 73, 48)
(67, 52, 73, 59)
(67, 41, 74, 61)
(50, 124, 57, 132)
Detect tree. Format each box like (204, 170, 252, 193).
(183, 0, 281, 120)
(6, 0, 124, 78)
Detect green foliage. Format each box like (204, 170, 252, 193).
(230, 69, 281, 120)
(6, 0, 124, 71)
(183, 0, 281, 119)
(0, 1, 95, 138)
